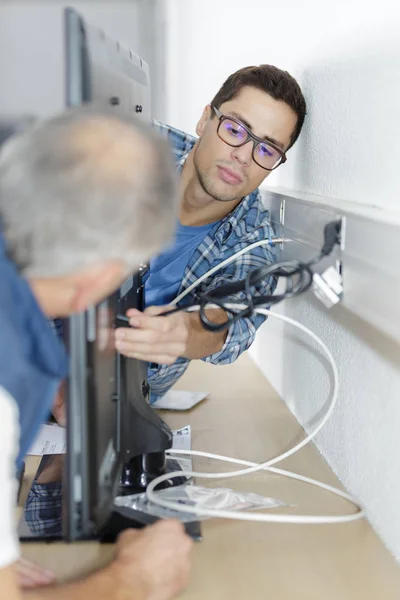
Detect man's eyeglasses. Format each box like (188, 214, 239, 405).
(212, 106, 287, 171)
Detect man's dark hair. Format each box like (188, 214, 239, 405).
(210, 64, 307, 149)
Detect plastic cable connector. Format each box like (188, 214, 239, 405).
(312, 266, 343, 309)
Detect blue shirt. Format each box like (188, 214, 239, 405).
(147, 120, 277, 402)
(0, 233, 68, 468)
(146, 220, 218, 307)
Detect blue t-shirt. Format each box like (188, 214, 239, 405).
(146, 220, 218, 307)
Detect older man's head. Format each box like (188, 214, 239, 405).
(0, 107, 178, 315)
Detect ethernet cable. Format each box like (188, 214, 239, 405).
(146, 305, 364, 525)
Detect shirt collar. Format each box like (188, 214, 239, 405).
(176, 148, 192, 174)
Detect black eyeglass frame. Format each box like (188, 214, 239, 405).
(212, 106, 287, 171)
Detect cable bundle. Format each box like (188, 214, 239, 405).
(196, 259, 314, 332)
(178, 220, 342, 332)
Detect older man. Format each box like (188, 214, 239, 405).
(0, 107, 192, 600)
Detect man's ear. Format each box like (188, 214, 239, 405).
(196, 105, 212, 137)
(69, 261, 126, 313)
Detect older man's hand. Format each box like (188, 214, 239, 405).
(14, 557, 55, 589)
(114, 306, 189, 365)
(111, 520, 193, 600)
(52, 380, 66, 427)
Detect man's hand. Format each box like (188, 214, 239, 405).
(52, 381, 66, 427)
(110, 520, 193, 600)
(16, 520, 192, 600)
(14, 557, 55, 588)
(115, 306, 189, 365)
(115, 305, 227, 364)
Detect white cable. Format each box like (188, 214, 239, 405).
(166, 448, 358, 505)
(147, 305, 365, 524)
(148, 458, 363, 523)
(172, 238, 290, 305)
(162, 450, 363, 524)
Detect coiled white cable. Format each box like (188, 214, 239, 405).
(146, 305, 365, 524)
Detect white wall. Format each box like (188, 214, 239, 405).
(165, 0, 400, 212)
(0, 0, 166, 120)
(164, 0, 400, 558)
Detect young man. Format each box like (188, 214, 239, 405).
(0, 108, 192, 600)
(114, 64, 307, 402)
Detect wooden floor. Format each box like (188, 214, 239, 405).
(20, 353, 400, 599)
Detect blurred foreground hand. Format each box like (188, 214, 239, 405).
(14, 557, 55, 588)
(52, 380, 66, 427)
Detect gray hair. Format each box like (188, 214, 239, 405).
(0, 106, 178, 277)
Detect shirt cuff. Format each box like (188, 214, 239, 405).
(202, 319, 242, 365)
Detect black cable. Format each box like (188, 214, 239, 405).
(194, 262, 314, 333)
(118, 220, 342, 333)
(192, 219, 341, 332)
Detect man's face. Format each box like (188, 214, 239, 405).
(193, 85, 298, 202)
